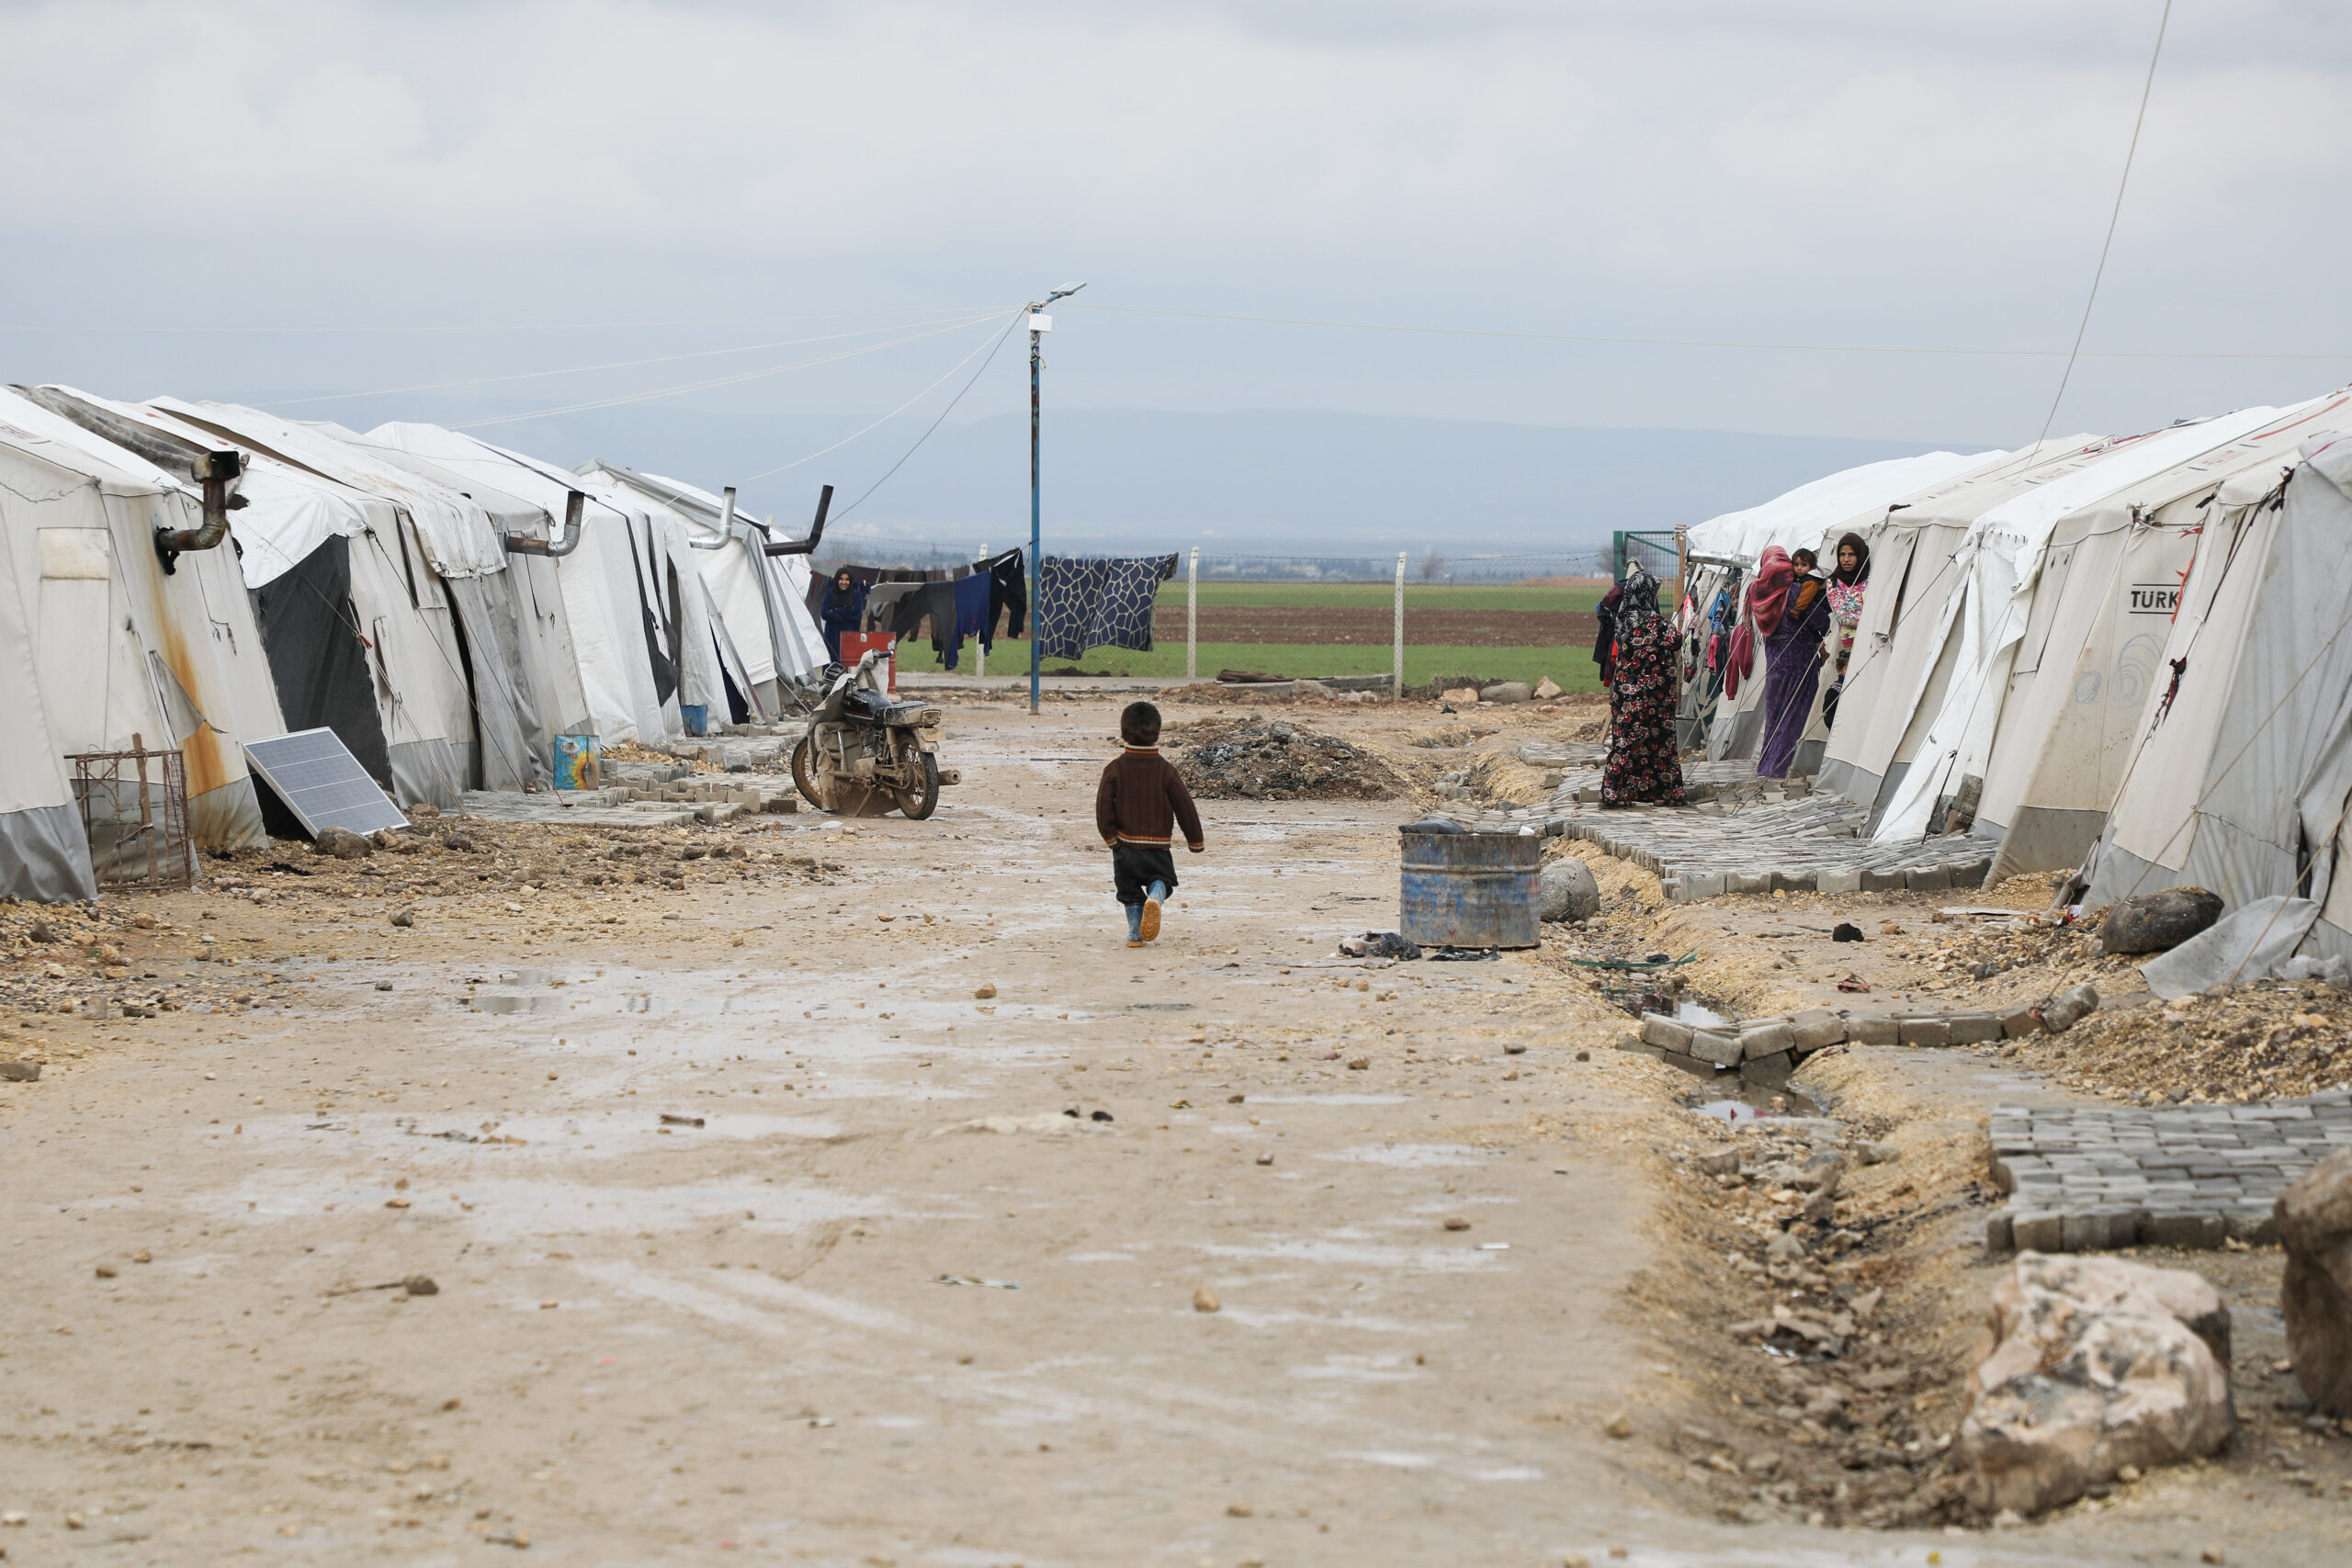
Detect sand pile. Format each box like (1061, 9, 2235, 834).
(1174, 718, 1412, 801)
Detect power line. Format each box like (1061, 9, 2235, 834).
(1063, 297, 2352, 362)
(0, 307, 1012, 335)
(2038, 0, 2175, 446)
(744, 310, 1026, 482)
(830, 313, 1030, 520)
(259, 313, 1005, 409)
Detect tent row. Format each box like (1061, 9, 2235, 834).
(0, 387, 830, 903)
(1672, 385, 2352, 916)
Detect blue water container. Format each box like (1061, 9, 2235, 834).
(552, 735, 601, 791)
(1398, 826, 1542, 948)
(680, 704, 709, 737)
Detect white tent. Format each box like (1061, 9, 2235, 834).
(0, 391, 284, 852)
(0, 503, 96, 902)
(1682, 449, 2000, 762)
(367, 423, 698, 745)
(578, 461, 828, 710)
(1976, 392, 2352, 880)
(28, 388, 487, 811)
(1819, 436, 2133, 817)
(1869, 406, 2298, 844)
(2080, 424, 2352, 972)
(152, 400, 563, 793)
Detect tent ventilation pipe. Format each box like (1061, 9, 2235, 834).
(153, 448, 244, 571)
(689, 487, 739, 551)
(506, 491, 584, 557)
(763, 485, 831, 556)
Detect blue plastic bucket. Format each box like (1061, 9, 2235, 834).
(680, 704, 709, 737)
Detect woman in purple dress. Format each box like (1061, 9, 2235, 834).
(1756, 546, 1831, 778)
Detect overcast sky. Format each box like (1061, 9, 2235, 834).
(6, 0, 2351, 523)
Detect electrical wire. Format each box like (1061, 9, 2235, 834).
(743, 310, 1027, 482)
(0, 307, 1012, 335)
(260, 313, 1006, 410)
(826, 312, 1030, 521)
(1063, 296, 2352, 362)
(444, 317, 1002, 432)
(2036, 0, 2175, 446)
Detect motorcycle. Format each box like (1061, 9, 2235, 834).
(790, 649, 958, 818)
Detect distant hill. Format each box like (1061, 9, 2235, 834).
(287, 394, 1976, 558)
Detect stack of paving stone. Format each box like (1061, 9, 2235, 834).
(1631, 999, 2044, 1077)
(1447, 749, 1993, 898)
(1985, 1093, 2352, 1251)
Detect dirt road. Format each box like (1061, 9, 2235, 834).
(0, 698, 2338, 1564)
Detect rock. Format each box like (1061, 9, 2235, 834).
(0, 1062, 40, 1082)
(1532, 677, 1564, 700)
(409, 801, 440, 818)
(1603, 1411, 1633, 1438)
(1537, 858, 1600, 923)
(1831, 922, 1865, 942)
(313, 825, 374, 859)
(2041, 983, 2100, 1033)
(1857, 1141, 1902, 1166)
(973, 982, 997, 999)
(1478, 682, 1532, 705)
(2277, 1146, 2352, 1416)
(389, 907, 414, 928)
(1442, 1216, 1472, 1231)
(1193, 1287, 1220, 1314)
(1955, 1252, 2234, 1516)
(2098, 887, 2225, 956)
(441, 830, 479, 853)
(1441, 687, 1480, 705)
(1693, 1147, 1741, 1176)
(28, 919, 58, 943)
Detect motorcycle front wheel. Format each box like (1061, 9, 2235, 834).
(791, 736, 827, 809)
(895, 750, 940, 820)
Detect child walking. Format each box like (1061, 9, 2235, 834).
(1094, 702, 1204, 947)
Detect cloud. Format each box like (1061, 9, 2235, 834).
(4, 0, 2350, 450)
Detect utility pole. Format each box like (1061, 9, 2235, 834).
(1026, 282, 1086, 715)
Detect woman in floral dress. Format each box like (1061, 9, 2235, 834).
(1600, 565, 1687, 807)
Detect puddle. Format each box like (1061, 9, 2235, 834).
(1689, 1082, 1826, 1122)
(1674, 1000, 1730, 1028)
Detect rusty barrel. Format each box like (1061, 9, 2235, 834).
(1398, 826, 1542, 949)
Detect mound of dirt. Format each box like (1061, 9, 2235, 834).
(1174, 718, 1413, 801)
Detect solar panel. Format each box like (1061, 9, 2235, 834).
(243, 728, 411, 839)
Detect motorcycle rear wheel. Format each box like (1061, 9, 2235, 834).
(895, 750, 940, 820)
(791, 736, 827, 809)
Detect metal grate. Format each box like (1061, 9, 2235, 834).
(68, 735, 196, 892)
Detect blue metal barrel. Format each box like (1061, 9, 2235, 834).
(1399, 829, 1542, 949)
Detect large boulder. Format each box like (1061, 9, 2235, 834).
(1478, 682, 1532, 705)
(1537, 857, 1600, 923)
(2098, 886, 2225, 955)
(1955, 1252, 2233, 1517)
(313, 826, 374, 860)
(2278, 1146, 2352, 1416)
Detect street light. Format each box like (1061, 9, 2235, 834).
(1026, 281, 1085, 714)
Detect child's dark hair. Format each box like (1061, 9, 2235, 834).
(1120, 701, 1161, 747)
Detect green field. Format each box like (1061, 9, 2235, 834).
(873, 581, 1614, 691)
(889, 636, 1602, 692)
(1151, 581, 1611, 611)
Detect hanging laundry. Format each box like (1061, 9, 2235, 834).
(947, 574, 993, 669)
(1034, 555, 1178, 662)
(862, 581, 922, 633)
(989, 549, 1029, 639)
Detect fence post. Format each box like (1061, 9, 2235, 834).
(1393, 551, 1406, 700)
(1611, 530, 1627, 583)
(977, 542, 987, 679)
(1187, 546, 1198, 682)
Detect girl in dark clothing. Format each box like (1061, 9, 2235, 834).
(819, 569, 865, 664)
(1600, 565, 1687, 807)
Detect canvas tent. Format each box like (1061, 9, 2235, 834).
(1865, 405, 2300, 845)
(0, 502, 96, 902)
(22, 387, 493, 813)
(0, 389, 285, 853)
(1681, 449, 1998, 762)
(2078, 423, 2352, 974)
(577, 461, 828, 714)
(368, 423, 714, 745)
(149, 400, 567, 794)
(1973, 392, 2352, 881)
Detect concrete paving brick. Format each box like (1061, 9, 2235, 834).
(1945, 1010, 2004, 1044)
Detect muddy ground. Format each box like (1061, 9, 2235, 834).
(2, 694, 2348, 1565)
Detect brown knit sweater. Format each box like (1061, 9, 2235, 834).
(1095, 748, 1204, 850)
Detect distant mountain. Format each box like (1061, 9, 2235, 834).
(275, 395, 1976, 558)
